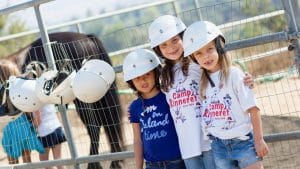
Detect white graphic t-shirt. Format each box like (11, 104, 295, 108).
(164, 61, 211, 159)
(201, 67, 256, 140)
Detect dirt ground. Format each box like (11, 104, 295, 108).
(0, 77, 300, 169)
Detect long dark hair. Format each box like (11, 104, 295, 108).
(152, 32, 190, 92)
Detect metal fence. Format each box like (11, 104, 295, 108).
(0, 0, 300, 168)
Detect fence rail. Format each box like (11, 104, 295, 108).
(3, 131, 300, 169)
(0, 0, 54, 16)
(0, 0, 176, 42)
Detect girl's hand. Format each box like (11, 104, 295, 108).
(255, 138, 269, 158)
(243, 72, 254, 89)
(31, 111, 41, 127)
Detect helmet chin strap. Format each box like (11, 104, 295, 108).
(204, 69, 215, 88)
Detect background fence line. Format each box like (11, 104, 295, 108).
(0, 0, 176, 42)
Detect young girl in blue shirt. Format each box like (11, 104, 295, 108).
(123, 49, 185, 169)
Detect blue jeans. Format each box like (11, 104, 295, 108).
(210, 133, 262, 169)
(184, 150, 216, 169)
(145, 159, 186, 169)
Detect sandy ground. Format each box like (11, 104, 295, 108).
(0, 77, 299, 168)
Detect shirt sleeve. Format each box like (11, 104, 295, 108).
(231, 67, 257, 112)
(129, 100, 140, 123)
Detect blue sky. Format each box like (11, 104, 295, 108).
(0, 0, 153, 29)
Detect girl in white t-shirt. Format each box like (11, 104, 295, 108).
(24, 61, 66, 169)
(148, 15, 254, 169)
(182, 21, 269, 169)
(33, 104, 66, 169)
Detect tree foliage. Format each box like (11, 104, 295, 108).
(0, 15, 34, 58)
(240, 0, 286, 36)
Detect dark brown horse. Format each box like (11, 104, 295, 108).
(1, 32, 124, 169)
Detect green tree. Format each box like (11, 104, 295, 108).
(241, 0, 286, 34)
(0, 15, 34, 58)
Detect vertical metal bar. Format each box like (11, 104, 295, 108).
(57, 105, 80, 169)
(34, 4, 56, 71)
(34, 5, 80, 169)
(0, 0, 54, 16)
(172, 1, 180, 16)
(193, 0, 203, 20)
(281, 0, 300, 76)
(76, 23, 82, 33)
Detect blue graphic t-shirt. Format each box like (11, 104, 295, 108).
(129, 91, 182, 162)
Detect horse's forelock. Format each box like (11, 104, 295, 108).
(4, 45, 32, 71)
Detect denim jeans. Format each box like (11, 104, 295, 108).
(210, 133, 261, 169)
(145, 159, 186, 169)
(184, 150, 216, 169)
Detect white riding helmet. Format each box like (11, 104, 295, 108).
(148, 15, 186, 48)
(72, 59, 115, 103)
(8, 76, 44, 112)
(35, 70, 76, 104)
(183, 21, 224, 57)
(123, 49, 161, 82)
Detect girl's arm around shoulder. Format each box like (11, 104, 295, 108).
(244, 72, 254, 89)
(132, 123, 144, 169)
(248, 107, 269, 158)
(231, 66, 255, 89)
